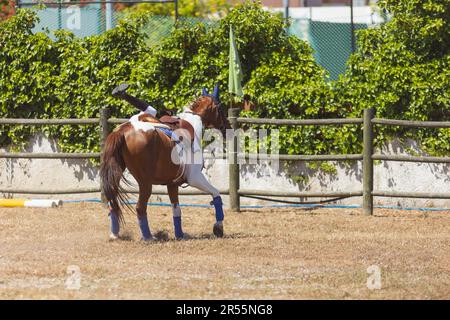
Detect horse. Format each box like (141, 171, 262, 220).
(100, 85, 230, 241)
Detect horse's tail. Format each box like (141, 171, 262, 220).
(100, 126, 130, 224)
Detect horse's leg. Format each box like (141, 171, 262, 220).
(136, 183, 154, 241)
(109, 208, 120, 240)
(185, 163, 224, 237)
(167, 184, 184, 240)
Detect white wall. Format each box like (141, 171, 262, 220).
(1, 134, 448, 209)
(270, 5, 387, 24)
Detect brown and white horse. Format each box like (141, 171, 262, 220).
(100, 86, 229, 241)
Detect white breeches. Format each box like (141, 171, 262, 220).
(144, 106, 157, 117)
(184, 163, 220, 198)
(130, 106, 158, 123)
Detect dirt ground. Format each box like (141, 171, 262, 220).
(0, 202, 449, 299)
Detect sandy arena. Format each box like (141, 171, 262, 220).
(0, 202, 449, 299)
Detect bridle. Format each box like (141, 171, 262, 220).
(187, 95, 226, 133)
(208, 96, 227, 133)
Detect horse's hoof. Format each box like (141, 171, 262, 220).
(155, 230, 170, 242)
(109, 233, 120, 241)
(213, 222, 224, 238)
(141, 236, 157, 242)
(176, 232, 192, 241)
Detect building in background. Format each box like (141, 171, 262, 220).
(243, 0, 377, 7)
(258, 0, 385, 79)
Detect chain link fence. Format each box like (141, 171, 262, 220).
(18, 1, 173, 39)
(18, 2, 387, 79)
(286, 5, 388, 80)
(20, 2, 211, 45)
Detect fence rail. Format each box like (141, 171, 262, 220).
(372, 118, 450, 128)
(372, 191, 450, 199)
(237, 117, 363, 126)
(372, 154, 450, 163)
(241, 154, 363, 161)
(0, 187, 229, 196)
(238, 190, 363, 198)
(0, 118, 99, 125)
(1, 107, 449, 214)
(0, 152, 100, 159)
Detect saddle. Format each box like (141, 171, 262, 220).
(137, 113, 195, 143)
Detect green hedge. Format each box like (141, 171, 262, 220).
(0, 0, 448, 159)
(0, 9, 149, 152)
(334, 0, 449, 156)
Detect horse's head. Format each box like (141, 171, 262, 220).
(191, 83, 230, 136)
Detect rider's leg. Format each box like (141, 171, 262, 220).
(112, 84, 174, 117)
(129, 105, 157, 123)
(112, 84, 151, 112)
(185, 163, 224, 224)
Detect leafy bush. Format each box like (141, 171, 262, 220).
(334, 0, 450, 156)
(0, 9, 149, 152)
(0, 0, 448, 160)
(0, 9, 60, 148)
(1, 2, 335, 157)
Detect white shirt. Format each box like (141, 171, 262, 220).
(133, 105, 203, 162)
(178, 108, 203, 154)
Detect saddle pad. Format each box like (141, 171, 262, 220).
(135, 112, 194, 142)
(157, 127, 177, 141)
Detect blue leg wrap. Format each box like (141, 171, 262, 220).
(109, 211, 120, 235)
(212, 196, 224, 222)
(138, 215, 152, 240)
(173, 216, 184, 239)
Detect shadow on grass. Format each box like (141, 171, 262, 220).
(110, 231, 253, 244)
(239, 207, 322, 214)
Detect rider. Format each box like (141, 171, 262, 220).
(112, 83, 202, 155)
(111, 83, 224, 238)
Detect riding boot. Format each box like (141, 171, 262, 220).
(112, 83, 173, 116)
(112, 83, 150, 112)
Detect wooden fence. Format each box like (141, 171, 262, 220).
(1, 107, 449, 215)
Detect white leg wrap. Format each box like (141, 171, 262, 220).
(172, 204, 182, 217)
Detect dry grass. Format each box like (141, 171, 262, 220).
(0, 202, 449, 299)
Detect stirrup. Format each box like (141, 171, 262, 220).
(112, 83, 129, 97)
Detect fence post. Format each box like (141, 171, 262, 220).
(174, 0, 179, 22)
(99, 106, 111, 204)
(228, 108, 240, 212)
(363, 108, 375, 215)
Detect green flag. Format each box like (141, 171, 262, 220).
(228, 25, 243, 100)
